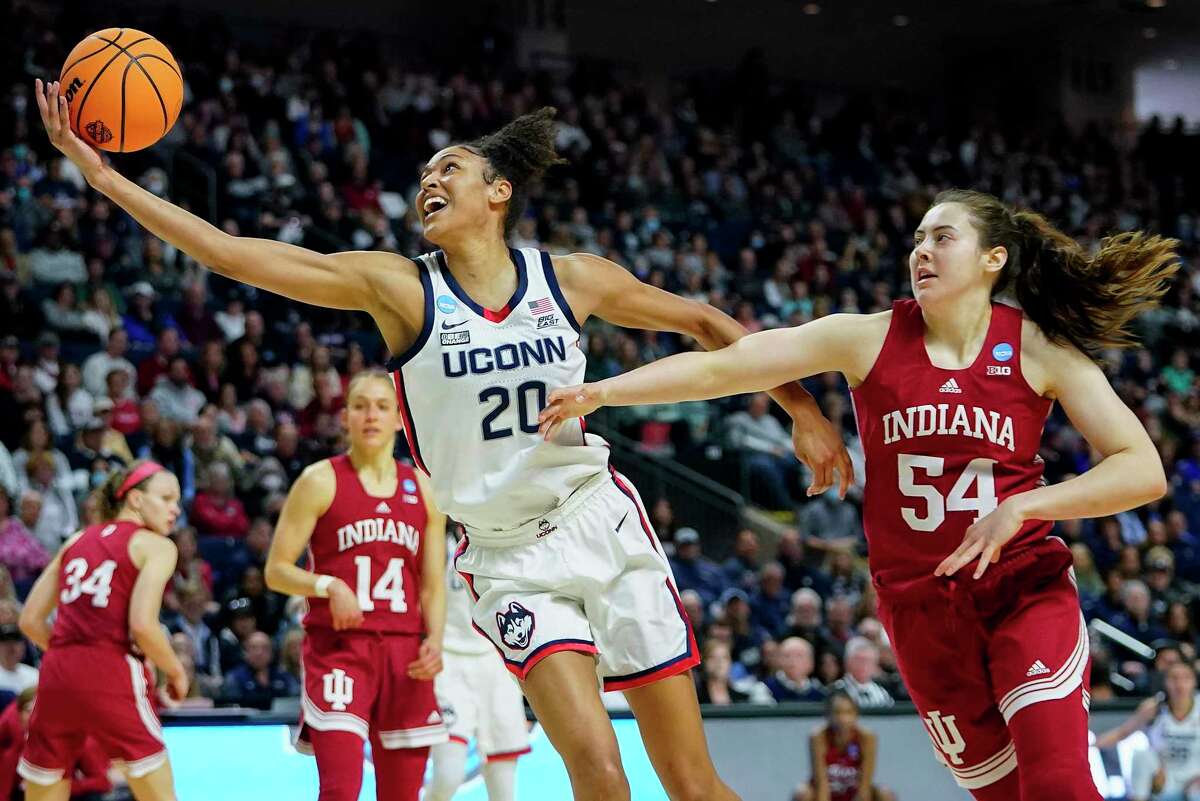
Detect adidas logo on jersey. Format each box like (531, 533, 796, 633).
(426, 710, 442, 724)
(939, 378, 963, 394)
(375, 501, 392, 514)
(1025, 660, 1051, 677)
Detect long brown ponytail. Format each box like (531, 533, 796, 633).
(934, 189, 1181, 355)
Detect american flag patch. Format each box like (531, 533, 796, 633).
(528, 297, 554, 315)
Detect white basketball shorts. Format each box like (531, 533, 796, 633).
(435, 648, 530, 760)
(453, 468, 700, 691)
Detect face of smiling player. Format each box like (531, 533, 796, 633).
(909, 202, 1008, 310)
(415, 146, 512, 247)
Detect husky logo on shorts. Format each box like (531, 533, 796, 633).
(923, 710, 967, 766)
(322, 668, 355, 711)
(496, 601, 535, 650)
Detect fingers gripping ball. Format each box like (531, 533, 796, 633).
(59, 28, 183, 153)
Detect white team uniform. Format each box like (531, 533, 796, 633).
(1132, 694, 1200, 799)
(387, 248, 696, 686)
(436, 534, 530, 759)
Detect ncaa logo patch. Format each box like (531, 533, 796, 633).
(992, 343, 1014, 362)
(496, 601, 535, 650)
(436, 295, 458, 314)
(403, 478, 417, 494)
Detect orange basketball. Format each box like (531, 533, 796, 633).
(59, 28, 183, 153)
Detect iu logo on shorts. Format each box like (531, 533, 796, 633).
(322, 668, 355, 711)
(923, 710, 967, 766)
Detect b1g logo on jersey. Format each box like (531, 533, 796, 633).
(986, 365, 1011, 376)
(322, 668, 355, 711)
(923, 710, 967, 766)
(496, 601, 535, 650)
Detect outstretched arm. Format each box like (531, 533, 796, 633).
(557, 252, 856, 495)
(540, 312, 870, 420)
(1095, 696, 1159, 749)
(37, 80, 417, 326)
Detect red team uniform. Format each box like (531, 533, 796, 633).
(820, 731, 866, 801)
(19, 521, 167, 784)
(297, 455, 446, 753)
(852, 300, 1096, 799)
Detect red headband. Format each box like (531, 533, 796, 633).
(115, 462, 165, 500)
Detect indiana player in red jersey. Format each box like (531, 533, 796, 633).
(798, 691, 894, 801)
(265, 369, 447, 801)
(16, 460, 187, 801)
(540, 189, 1181, 800)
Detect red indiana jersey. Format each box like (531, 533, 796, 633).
(822, 730, 864, 801)
(50, 521, 145, 652)
(304, 456, 428, 634)
(851, 300, 1053, 594)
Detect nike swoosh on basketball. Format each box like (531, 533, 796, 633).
(441, 320, 469, 330)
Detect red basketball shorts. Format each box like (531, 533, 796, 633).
(20, 646, 167, 784)
(876, 544, 1090, 792)
(298, 627, 448, 751)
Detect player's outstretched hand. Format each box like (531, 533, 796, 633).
(934, 498, 1026, 579)
(328, 579, 365, 630)
(538, 383, 605, 440)
(34, 79, 104, 180)
(789, 405, 854, 499)
(407, 639, 443, 681)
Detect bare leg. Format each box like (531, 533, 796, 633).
(23, 781, 71, 801)
(623, 673, 740, 801)
(126, 759, 178, 801)
(520, 651, 630, 801)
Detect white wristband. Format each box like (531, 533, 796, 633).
(313, 575, 334, 598)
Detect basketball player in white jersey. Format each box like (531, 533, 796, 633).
(425, 525, 528, 801)
(39, 83, 853, 801)
(1097, 662, 1200, 801)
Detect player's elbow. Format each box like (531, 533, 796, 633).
(17, 608, 42, 641)
(1144, 464, 1169, 503)
(263, 560, 286, 593)
(128, 614, 161, 645)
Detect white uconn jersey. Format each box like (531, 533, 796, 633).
(387, 248, 609, 536)
(1149, 694, 1200, 790)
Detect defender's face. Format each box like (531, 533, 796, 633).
(910, 202, 1005, 306)
(416, 147, 508, 245)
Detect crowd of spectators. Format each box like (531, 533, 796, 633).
(0, 3, 1195, 713)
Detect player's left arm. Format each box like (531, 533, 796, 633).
(18, 531, 85, 650)
(409, 470, 447, 681)
(937, 333, 1167, 578)
(554, 252, 852, 497)
(857, 729, 879, 801)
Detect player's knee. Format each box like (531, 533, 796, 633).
(569, 756, 629, 800)
(792, 784, 814, 801)
(655, 760, 726, 801)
